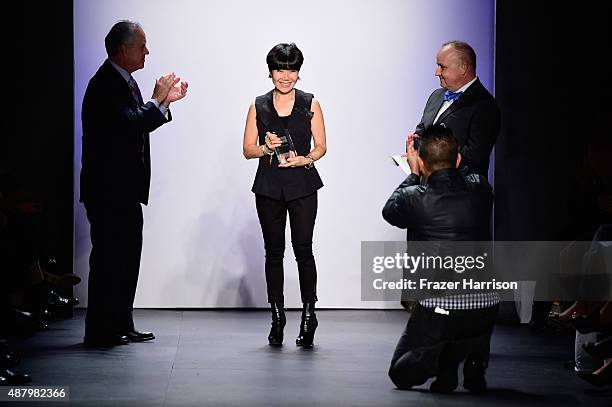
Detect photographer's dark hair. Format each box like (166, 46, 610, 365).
(418, 124, 458, 171)
(105, 20, 142, 57)
(266, 43, 304, 72)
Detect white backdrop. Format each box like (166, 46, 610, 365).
(73, 0, 495, 308)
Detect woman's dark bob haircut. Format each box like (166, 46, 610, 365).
(266, 43, 304, 71)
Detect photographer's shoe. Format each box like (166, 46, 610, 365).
(463, 355, 488, 393)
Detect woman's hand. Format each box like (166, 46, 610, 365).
(265, 132, 283, 150)
(278, 152, 312, 168)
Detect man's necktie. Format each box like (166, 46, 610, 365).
(128, 77, 143, 107)
(128, 78, 146, 164)
(443, 89, 463, 102)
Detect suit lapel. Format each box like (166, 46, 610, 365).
(436, 79, 483, 124)
(428, 92, 445, 127)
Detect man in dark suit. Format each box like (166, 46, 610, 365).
(80, 21, 187, 347)
(409, 41, 500, 177)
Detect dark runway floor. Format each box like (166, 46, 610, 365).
(11, 309, 612, 406)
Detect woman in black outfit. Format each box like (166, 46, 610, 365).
(242, 43, 327, 347)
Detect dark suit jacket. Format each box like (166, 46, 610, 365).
(80, 60, 171, 205)
(415, 79, 500, 176)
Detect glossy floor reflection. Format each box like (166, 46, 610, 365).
(15, 309, 612, 406)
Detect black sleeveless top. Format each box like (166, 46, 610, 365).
(251, 89, 324, 201)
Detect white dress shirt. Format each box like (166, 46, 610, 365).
(433, 76, 478, 124)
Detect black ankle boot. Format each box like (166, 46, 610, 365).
(296, 303, 318, 347)
(268, 303, 286, 346)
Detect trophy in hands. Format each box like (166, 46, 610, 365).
(275, 130, 297, 166)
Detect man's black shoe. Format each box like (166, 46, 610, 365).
(430, 341, 462, 393)
(83, 334, 129, 347)
(123, 330, 155, 342)
(1, 369, 32, 385)
(0, 349, 20, 369)
(430, 373, 458, 393)
(463, 355, 487, 393)
(48, 290, 79, 308)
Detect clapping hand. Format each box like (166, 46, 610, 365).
(163, 80, 188, 106)
(152, 73, 178, 104)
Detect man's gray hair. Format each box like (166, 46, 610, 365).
(442, 40, 476, 72)
(105, 20, 142, 57)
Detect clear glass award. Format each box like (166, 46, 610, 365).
(275, 129, 297, 165)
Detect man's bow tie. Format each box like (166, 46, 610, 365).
(443, 89, 463, 102)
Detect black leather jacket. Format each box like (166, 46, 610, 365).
(382, 168, 493, 241)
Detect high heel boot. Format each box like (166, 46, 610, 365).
(296, 303, 318, 347)
(268, 303, 286, 346)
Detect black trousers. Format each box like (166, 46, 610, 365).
(84, 201, 143, 336)
(255, 192, 318, 304)
(389, 304, 499, 390)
